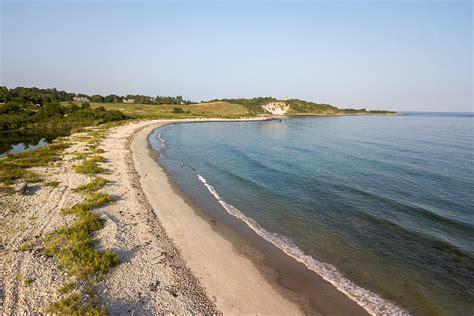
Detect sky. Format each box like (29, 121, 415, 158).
(1, 0, 472, 111)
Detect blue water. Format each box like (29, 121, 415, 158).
(150, 113, 474, 315)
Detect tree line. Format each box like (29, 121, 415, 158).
(0, 86, 191, 105)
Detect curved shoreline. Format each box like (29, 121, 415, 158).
(130, 120, 304, 314)
(130, 119, 375, 315)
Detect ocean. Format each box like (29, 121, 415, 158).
(149, 113, 473, 315)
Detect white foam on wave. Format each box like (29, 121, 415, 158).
(156, 124, 174, 150)
(197, 173, 409, 316)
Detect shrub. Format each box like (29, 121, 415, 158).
(46, 293, 108, 315)
(73, 158, 105, 174)
(44, 181, 60, 187)
(74, 177, 108, 193)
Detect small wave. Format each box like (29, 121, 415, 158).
(157, 128, 168, 149)
(155, 124, 175, 151)
(197, 174, 408, 316)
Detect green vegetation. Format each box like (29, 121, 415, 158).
(88, 93, 189, 105)
(73, 156, 106, 174)
(15, 273, 35, 286)
(58, 282, 77, 295)
(24, 277, 35, 286)
(20, 240, 34, 251)
(81, 101, 249, 119)
(84, 191, 113, 208)
(209, 97, 396, 115)
(285, 99, 340, 114)
(41, 127, 118, 314)
(45, 200, 118, 279)
(44, 181, 59, 187)
(43, 175, 117, 313)
(172, 107, 190, 114)
(0, 142, 69, 184)
(1, 87, 395, 132)
(208, 97, 277, 114)
(0, 87, 129, 132)
(92, 148, 105, 154)
(46, 293, 108, 315)
(74, 177, 108, 193)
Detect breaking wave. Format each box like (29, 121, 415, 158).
(197, 173, 408, 316)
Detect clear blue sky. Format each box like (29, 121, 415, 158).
(1, 0, 472, 111)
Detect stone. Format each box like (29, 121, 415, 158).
(14, 182, 28, 194)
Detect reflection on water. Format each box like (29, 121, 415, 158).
(0, 130, 71, 157)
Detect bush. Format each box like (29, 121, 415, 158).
(74, 177, 108, 193)
(73, 158, 105, 174)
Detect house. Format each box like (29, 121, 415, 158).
(123, 99, 135, 104)
(73, 96, 90, 102)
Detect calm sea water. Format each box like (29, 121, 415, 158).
(150, 113, 474, 315)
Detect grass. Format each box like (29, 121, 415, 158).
(64, 101, 250, 119)
(44, 181, 60, 187)
(92, 148, 105, 154)
(24, 277, 35, 286)
(46, 293, 108, 315)
(15, 273, 35, 286)
(73, 157, 106, 174)
(89, 155, 106, 163)
(73, 152, 88, 160)
(58, 282, 77, 294)
(43, 171, 118, 314)
(74, 177, 108, 193)
(0, 142, 69, 184)
(20, 240, 34, 251)
(0, 168, 41, 185)
(43, 215, 119, 279)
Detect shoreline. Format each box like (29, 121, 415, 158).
(131, 119, 371, 314)
(1, 117, 398, 314)
(131, 120, 304, 314)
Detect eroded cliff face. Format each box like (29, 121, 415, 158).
(262, 102, 290, 115)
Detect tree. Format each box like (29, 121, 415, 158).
(90, 95, 104, 103)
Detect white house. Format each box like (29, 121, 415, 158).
(73, 96, 90, 102)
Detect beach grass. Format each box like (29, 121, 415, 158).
(74, 177, 108, 193)
(64, 101, 250, 119)
(73, 156, 106, 174)
(43, 175, 118, 313)
(42, 127, 119, 314)
(46, 293, 108, 315)
(44, 181, 60, 187)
